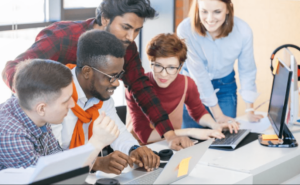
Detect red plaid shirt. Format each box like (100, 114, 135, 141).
(2, 18, 173, 136)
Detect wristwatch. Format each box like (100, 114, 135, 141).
(129, 145, 140, 155)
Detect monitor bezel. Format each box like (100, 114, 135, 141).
(267, 58, 293, 139)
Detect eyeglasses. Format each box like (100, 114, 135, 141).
(151, 63, 181, 75)
(81, 65, 125, 83)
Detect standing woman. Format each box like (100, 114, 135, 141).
(177, 0, 263, 128)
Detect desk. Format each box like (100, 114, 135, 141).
(199, 128, 300, 184)
(86, 113, 300, 184)
(199, 113, 300, 184)
(86, 163, 252, 184)
(86, 140, 252, 184)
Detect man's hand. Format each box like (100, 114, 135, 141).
(89, 112, 120, 149)
(129, 146, 160, 171)
(93, 151, 133, 175)
(166, 135, 194, 151)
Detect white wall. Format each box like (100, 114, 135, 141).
(140, 0, 174, 72)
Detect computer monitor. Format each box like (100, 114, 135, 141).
(267, 57, 296, 141)
(283, 48, 299, 125)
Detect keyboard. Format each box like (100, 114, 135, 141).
(210, 129, 250, 149)
(124, 168, 163, 184)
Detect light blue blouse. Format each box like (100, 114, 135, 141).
(177, 16, 259, 107)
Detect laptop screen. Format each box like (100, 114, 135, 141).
(268, 59, 292, 137)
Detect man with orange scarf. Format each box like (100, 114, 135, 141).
(0, 59, 120, 171)
(51, 30, 160, 175)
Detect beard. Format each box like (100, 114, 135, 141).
(105, 23, 131, 48)
(90, 77, 110, 101)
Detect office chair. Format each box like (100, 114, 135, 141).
(115, 105, 127, 124)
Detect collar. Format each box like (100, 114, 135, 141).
(11, 97, 44, 138)
(88, 18, 96, 30)
(71, 68, 88, 104)
(40, 124, 48, 133)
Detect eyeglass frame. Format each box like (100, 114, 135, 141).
(151, 62, 182, 75)
(79, 65, 125, 83)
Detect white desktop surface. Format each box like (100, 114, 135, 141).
(173, 164, 252, 184)
(86, 113, 300, 184)
(86, 139, 252, 184)
(200, 130, 300, 174)
(199, 113, 300, 184)
(86, 164, 252, 184)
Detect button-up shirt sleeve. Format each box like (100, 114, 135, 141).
(122, 42, 174, 136)
(2, 19, 93, 90)
(2, 27, 60, 90)
(177, 17, 259, 107)
(103, 98, 139, 155)
(237, 25, 259, 103)
(177, 23, 218, 107)
(0, 133, 40, 169)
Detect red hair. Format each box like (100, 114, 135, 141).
(146, 33, 187, 65)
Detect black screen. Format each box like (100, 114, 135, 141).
(268, 62, 291, 136)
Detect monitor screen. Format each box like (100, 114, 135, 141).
(268, 59, 292, 137)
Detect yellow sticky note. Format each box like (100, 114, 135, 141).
(177, 157, 191, 177)
(273, 58, 280, 75)
(262, 134, 279, 140)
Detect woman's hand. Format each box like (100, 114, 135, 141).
(215, 113, 235, 124)
(211, 120, 239, 134)
(247, 111, 264, 122)
(190, 129, 225, 140)
(210, 104, 238, 126)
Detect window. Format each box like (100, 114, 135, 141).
(0, 28, 44, 103)
(0, 1, 46, 25)
(64, 0, 101, 8)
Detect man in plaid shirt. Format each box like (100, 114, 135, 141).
(2, 0, 193, 150)
(0, 59, 120, 170)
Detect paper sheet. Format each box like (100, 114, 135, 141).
(0, 167, 34, 184)
(236, 116, 271, 133)
(177, 157, 191, 177)
(0, 144, 94, 184)
(273, 58, 280, 75)
(262, 134, 279, 140)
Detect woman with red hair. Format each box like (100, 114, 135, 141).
(125, 33, 239, 145)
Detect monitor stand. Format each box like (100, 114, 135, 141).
(286, 124, 300, 133)
(258, 135, 298, 148)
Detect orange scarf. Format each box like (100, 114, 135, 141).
(66, 64, 103, 149)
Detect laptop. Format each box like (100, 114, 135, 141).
(210, 129, 251, 149)
(114, 139, 213, 184)
(29, 143, 94, 184)
(30, 166, 89, 185)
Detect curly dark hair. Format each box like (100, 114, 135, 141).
(95, 0, 156, 26)
(77, 30, 125, 68)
